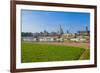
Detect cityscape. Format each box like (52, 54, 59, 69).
(21, 25, 90, 42)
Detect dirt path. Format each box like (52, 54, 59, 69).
(79, 49, 90, 60)
(24, 41, 90, 49)
(37, 42, 90, 49)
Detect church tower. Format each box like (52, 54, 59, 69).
(59, 25, 63, 35)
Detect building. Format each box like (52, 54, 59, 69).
(22, 25, 90, 42)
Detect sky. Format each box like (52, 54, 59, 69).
(21, 9, 90, 33)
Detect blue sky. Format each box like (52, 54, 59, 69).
(21, 9, 90, 33)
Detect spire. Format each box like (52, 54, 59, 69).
(86, 26, 88, 32)
(67, 30, 69, 33)
(60, 25, 63, 35)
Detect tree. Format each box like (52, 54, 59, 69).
(21, 32, 33, 37)
(74, 33, 77, 38)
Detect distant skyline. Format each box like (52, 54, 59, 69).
(21, 9, 90, 33)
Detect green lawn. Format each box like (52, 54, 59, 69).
(21, 42, 88, 63)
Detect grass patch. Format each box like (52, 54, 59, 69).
(21, 42, 85, 63)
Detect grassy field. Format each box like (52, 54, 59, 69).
(21, 42, 89, 63)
